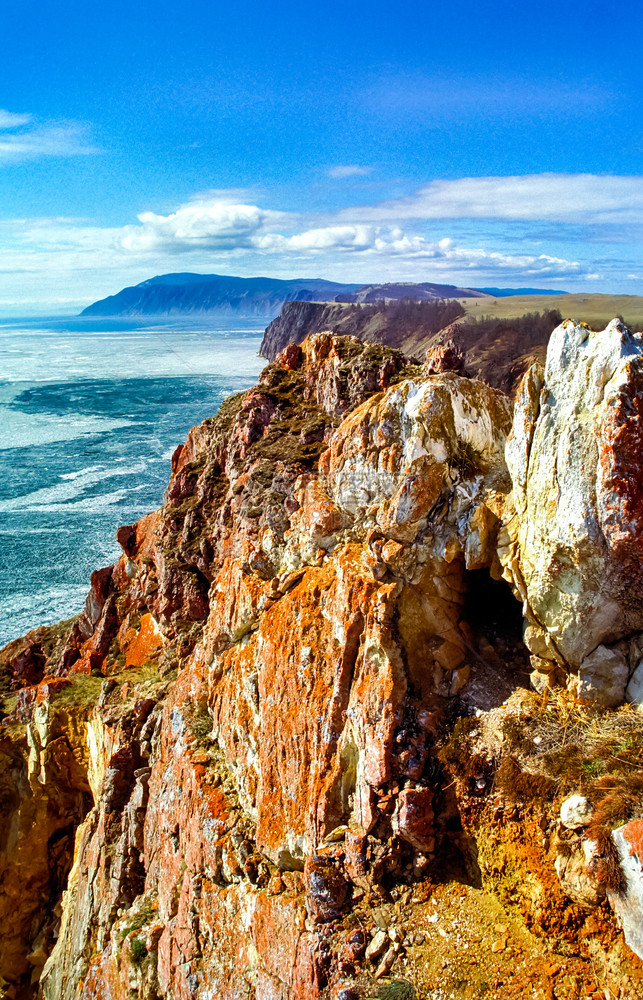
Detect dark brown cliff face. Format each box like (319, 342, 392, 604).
(260, 301, 563, 396)
(259, 300, 465, 365)
(1, 329, 643, 1000)
(259, 301, 354, 359)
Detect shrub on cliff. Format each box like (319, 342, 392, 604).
(339, 297, 466, 340)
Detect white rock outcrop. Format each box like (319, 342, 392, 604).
(505, 319, 643, 677)
(560, 794, 593, 830)
(610, 822, 643, 960)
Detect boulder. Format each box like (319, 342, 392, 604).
(392, 785, 435, 853)
(506, 320, 643, 670)
(626, 660, 643, 706)
(560, 794, 593, 830)
(555, 840, 604, 909)
(609, 822, 643, 960)
(577, 644, 629, 707)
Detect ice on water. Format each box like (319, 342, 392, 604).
(0, 315, 265, 646)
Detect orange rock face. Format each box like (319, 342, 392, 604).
(2, 328, 642, 1000)
(0, 334, 517, 999)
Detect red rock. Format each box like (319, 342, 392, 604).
(392, 786, 435, 853)
(4, 327, 641, 1000)
(425, 340, 467, 376)
(115, 523, 138, 556)
(276, 342, 303, 370)
(304, 854, 350, 923)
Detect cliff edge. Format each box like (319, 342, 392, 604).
(2, 324, 643, 1000)
(259, 301, 564, 396)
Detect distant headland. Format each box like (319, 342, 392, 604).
(80, 272, 567, 318)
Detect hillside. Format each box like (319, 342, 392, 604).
(261, 293, 643, 395)
(80, 274, 485, 319)
(79, 274, 529, 319)
(459, 292, 643, 328)
(80, 274, 363, 318)
(334, 281, 485, 303)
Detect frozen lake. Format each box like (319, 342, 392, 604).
(0, 315, 265, 647)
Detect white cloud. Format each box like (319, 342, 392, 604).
(3, 196, 587, 283)
(258, 224, 386, 252)
(113, 198, 587, 278)
(0, 109, 32, 129)
(5, 171, 643, 312)
(256, 224, 585, 276)
(0, 111, 98, 162)
(121, 194, 285, 252)
(344, 174, 643, 225)
(328, 165, 373, 179)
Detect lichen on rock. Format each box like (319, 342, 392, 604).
(2, 324, 643, 999)
(504, 319, 643, 684)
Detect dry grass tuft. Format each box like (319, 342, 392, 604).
(501, 692, 643, 790)
(495, 755, 556, 802)
(498, 691, 643, 892)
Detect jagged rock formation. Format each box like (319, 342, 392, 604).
(506, 319, 643, 700)
(260, 302, 564, 396)
(260, 301, 355, 359)
(1, 323, 643, 1000)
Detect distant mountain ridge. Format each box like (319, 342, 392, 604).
(80, 272, 569, 318)
(80, 274, 362, 318)
(334, 281, 484, 303)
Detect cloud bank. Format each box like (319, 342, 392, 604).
(111, 191, 589, 279)
(0, 109, 98, 162)
(344, 174, 643, 225)
(4, 170, 642, 310)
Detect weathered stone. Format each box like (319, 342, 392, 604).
(342, 929, 366, 962)
(626, 660, 643, 706)
(529, 669, 552, 695)
(609, 822, 643, 959)
(505, 320, 643, 671)
(365, 929, 389, 962)
(425, 341, 467, 376)
(375, 944, 397, 977)
(334, 987, 360, 1000)
(577, 644, 629, 707)
(391, 786, 435, 853)
(560, 794, 593, 830)
(304, 855, 350, 923)
(626, 636, 643, 705)
(324, 370, 512, 540)
(554, 840, 606, 910)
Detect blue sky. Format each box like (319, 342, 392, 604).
(1, 0, 642, 312)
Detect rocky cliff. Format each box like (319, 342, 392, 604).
(2, 322, 643, 1000)
(260, 302, 357, 359)
(259, 300, 466, 366)
(259, 302, 563, 396)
